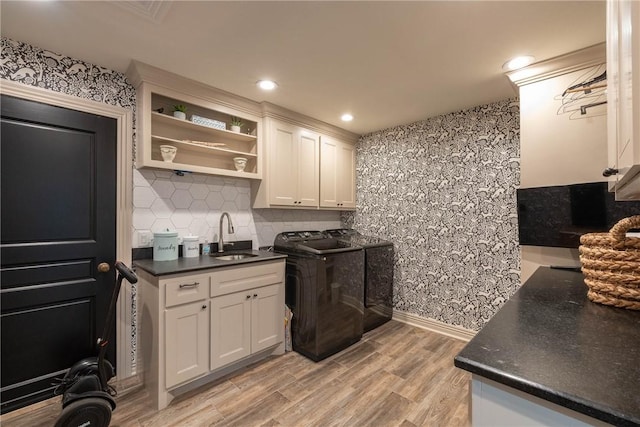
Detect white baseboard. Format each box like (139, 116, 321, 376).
(392, 310, 476, 342)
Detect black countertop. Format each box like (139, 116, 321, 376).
(454, 267, 640, 427)
(133, 250, 287, 276)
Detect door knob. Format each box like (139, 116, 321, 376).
(97, 262, 110, 273)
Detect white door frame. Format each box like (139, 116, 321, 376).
(1, 79, 135, 379)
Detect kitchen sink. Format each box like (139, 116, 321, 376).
(210, 252, 258, 261)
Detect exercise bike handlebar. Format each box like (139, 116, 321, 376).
(115, 261, 138, 284)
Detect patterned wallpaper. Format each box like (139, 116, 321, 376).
(343, 99, 521, 331)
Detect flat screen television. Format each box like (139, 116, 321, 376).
(517, 181, 640, 248)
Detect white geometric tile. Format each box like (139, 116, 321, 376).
(221, 185, 238, 201)
(189, 218, 210, 240)
(205, 211, 220, 228)
(133, 208, 156, 229)
(206, 175, 225, 187)
(133, 169, 152, 187)
(171, 172, 193, 184)
(234, 211, 252, 227)
(152, 179, 175, 198)
(235, 194, 251, 210)
(171, 209, 193, 229)
(153, 170, 173, 179)
(133, 186, 156, 208)
(171, 189, 193, 209)
(151, 218, 175, 233)
(235, 180, 251, 194)
(139, 169, 157, 181)
(151, 198, 174, 219)
(192, 173, 208, 183)
(189, 183, 209, 200)
(189, 200, 208, 218)
(205, 192, 224, 210)
(221, 201, 238, 213)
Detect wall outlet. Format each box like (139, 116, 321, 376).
(138, 231, 152, 247)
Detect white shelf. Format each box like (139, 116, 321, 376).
(151, 135, 257, 158)
(152, 112, 256, 143)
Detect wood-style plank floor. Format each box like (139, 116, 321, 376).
(1, 321, 470, 427)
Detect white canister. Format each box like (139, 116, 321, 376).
(182, 235, 200, 258)
(153, 229, 178, 261)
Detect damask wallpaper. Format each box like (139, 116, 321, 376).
(1, 37, 136, 109)
(343, 99, 521, 331)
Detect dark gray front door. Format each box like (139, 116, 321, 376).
(0, 95, 117, 413)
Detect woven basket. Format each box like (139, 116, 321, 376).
(579, 215, 640, 310)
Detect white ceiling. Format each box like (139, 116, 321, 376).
(0, 1, 605, 135)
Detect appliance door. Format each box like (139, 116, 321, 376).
(285, 250, 364, 361)
(364, 245, 394, 331)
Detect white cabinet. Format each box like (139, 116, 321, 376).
(252, 103, 359, 210)
(210, 283, 282, 369)
(607, 0, 640, 200)
(165, 301, 209, 389)
(126, 61, 263, 179)
(320, 136, 356, 209)
(266, 119, 320, 207)
(137, 259, 285, 410)
(210, 291, 251, 369)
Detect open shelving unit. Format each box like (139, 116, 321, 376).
(130, 65, 263, 179)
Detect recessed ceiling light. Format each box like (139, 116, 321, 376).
(502, 55, 536, 71)
(341, 113, 353, 122)
(257, 80, 277, 90)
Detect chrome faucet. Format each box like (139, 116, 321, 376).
(218, 212, 235, 253)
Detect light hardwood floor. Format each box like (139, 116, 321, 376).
(1, 321, 470, 427)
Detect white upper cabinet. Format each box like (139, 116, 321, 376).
(320, 136, 356, 209)
(607, 0, 640, 200)
(266, 119, 320, 207)
(252, 103, 359, 210)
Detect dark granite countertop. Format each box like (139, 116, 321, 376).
(133, 250, 286, 276)
(454, 267, 640, 427)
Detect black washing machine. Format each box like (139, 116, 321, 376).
(274, 231, 364, 361)
(324, 229, 394, 332)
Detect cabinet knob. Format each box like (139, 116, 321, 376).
(603, 167, 619, 177)
(202, 304, 207, 310)
(253, 293, 258, 298)
(246, 295, 251, 299)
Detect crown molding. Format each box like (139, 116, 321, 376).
(506, 42, 606, 88)
(261, 102, 360, 143)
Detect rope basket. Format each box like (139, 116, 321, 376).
(579, 215, 640, 310)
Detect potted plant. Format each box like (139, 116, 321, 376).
(173, 105, 187, 120)
(230, 117, 243, 133)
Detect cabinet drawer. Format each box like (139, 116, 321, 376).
(210, 260, 284, 297)
(164, 274, 210, 308)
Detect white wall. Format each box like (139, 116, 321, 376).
(519, 64, 607, 282)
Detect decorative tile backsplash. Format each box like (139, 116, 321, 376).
(343, 99, 521, 331)
(132, 168, 341, 248)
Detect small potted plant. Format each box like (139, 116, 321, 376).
(230, 117, 243, 133)
(173, 105, 187, 120)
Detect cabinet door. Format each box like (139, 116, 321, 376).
(297, 130, 320, 207)
(268, 121, 298, 206)
(210, 292, 251, 370)
(251, 284, 284, 353)
(165, 302, 209, 389)
(320, 136, 356, 209)
(320, 136, 339, 207)
(337, 141, 356, 209)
